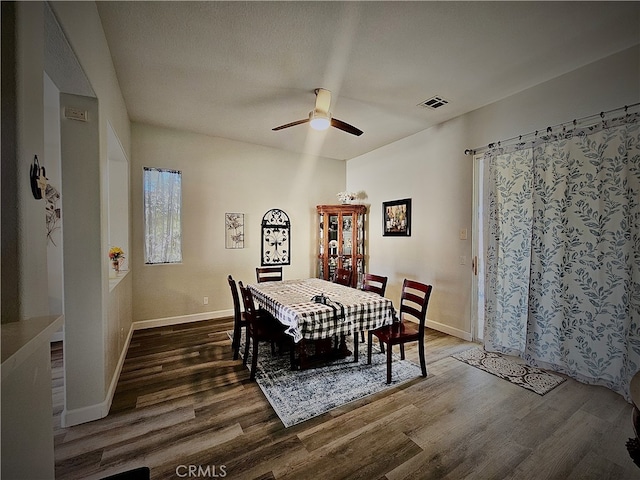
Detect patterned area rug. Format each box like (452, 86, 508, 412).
(452, 347, 566, 395)
(230, 332, 425, 427)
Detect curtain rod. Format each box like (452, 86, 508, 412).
(464, 102, 640, 156)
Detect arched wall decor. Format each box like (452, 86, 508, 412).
(261, 208, 290, 266)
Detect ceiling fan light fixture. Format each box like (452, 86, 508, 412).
(273, 89, 362, 136)
(309, 110, 331, 131)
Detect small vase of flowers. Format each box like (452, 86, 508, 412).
(109, 247, 125, 275)
(337, 191, 357, 204)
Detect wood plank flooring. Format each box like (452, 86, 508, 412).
(52, 318, 640, 479)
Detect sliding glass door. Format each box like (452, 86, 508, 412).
(471, 154, 485, 343)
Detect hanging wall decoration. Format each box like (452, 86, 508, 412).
(30, 155, 47, 200)
(383, 198, 411, 236)
(45, 183, 61, 246)
(261, 208, 290, 265)
(225, 213, 245, 249)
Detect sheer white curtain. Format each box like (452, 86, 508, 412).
(143, 167, 182, 264)
(483, 110, 640, 399)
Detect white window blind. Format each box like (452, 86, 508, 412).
(143, 167, 182, 264)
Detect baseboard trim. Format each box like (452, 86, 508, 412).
(132, 309, 233, 331)
(61, 324, 135, 428)
(50, 328, 64, 343)
(425, 318, 472, 341)
(61, 396, 108, 428)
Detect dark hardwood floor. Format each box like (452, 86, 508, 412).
(52, 318, 639, 479)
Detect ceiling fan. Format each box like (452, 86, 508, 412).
(272, 88, 363, 136)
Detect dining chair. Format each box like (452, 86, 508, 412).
(362, 273, 388, 296)
(238, 281, 293, 381)
(227, 275, 247, 360)
(355, 273, 389, 345)
(333, 267, 353, 286)
(256, 266, 283, 283)
(367, 279, 432, 384)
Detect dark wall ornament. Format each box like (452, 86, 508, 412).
(30, 155, 47, 200)
(261, 208, 290, 265)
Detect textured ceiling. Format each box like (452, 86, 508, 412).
(45, 3, 94, 98)
(96, 1, 640, 161)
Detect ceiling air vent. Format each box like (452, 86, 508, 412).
(418, 95, 449, 110)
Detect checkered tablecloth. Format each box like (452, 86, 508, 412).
(248, 278, 395, 343)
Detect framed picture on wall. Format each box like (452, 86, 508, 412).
(383, 198, 411, 236)
(225, 213, 244, 249)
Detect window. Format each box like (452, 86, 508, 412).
(143, 167, 182, 264)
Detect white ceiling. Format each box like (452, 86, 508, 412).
(96, 1, 640, 161)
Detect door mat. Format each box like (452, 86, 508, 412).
(452, 347, 565, 395)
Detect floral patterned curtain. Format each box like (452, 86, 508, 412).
(483, 148, 534, 357)
(484, 111, 640, 399)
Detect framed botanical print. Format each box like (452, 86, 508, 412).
(225, 213, 244, 248)
(383, 198, 411, 236)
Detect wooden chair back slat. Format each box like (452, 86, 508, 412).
(333, 268, 353, 286)
(256, 266, 283, 283)
(362, 273, 388, 296)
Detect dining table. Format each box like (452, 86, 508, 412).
(248, 277, 395, 369)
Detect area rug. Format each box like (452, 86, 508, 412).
(452, 347, 565, 395)
(229, 332, 425, 427)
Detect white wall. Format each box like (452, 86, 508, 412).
(347, 45, 640, 340)
(17, 1, 49, 320)
(2, 4, 58, 477)
(348, 117, 473, 338)
(107, 122, 130, 273)
(2, 343, 56, 479)
(464, 45, 640, 151)
(1, 1, 20, 324)
(59, 91, 104, 416)
(46, 1, 132, 426)
(44, 73, 64, 316)
(131, 123, 346, 322)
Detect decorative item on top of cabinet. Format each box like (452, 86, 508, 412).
(317, 204, 366, 288)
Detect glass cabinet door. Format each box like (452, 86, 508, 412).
(355, 213, 364, 286)
(342, 214, 353, 255)
(329, 215, 338, 251)
(316, 205, 367, 287)
(318, 215, 325, 279)
(329, 214, 339, 279)
(341, 214, 353, 271)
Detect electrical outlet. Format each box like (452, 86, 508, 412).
(459, 256, 467, 265)
(203, 296, 209, 305)
(459, 229, 468, 240)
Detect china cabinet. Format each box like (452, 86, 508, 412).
(316, 204, 366, 288)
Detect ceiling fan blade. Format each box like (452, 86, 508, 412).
(331, 118, 364, 136)
(315, 88, 331, 114)
(272, 118, 310, 131)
